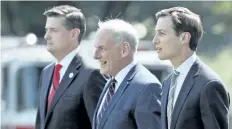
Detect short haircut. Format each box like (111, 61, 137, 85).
(44, 5, 86, 43)
(155, 6, 204, 51)
(97, 19, 139, 52)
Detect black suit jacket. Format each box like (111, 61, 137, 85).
(35, 54, 106, 129)
(92, 64, 162, 129)
(161, 58, 230, 129)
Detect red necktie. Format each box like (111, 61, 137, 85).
(48, 64, 62, 108)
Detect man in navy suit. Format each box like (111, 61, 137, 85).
(35, 5, 106, 129)
(152, 6, 230, 129)
(92, 19, 162, 129)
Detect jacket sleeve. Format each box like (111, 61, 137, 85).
(83, 69, 106, 124)
(135, 83, 162, 129)
(200, 80, 230, 129)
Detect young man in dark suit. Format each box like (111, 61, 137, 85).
(92, 19, 162, 129)
(35, 5, 106, 129)
(153, 6, 230, 129)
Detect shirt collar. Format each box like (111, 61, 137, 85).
(55, 47, 79, 68)
(175, 53, 196, 74)
(114, 60, 137, 86)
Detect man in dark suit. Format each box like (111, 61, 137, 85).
(35, 5, 106, 129)
(152, 6, 230, 129)
(92, 19, 162, 129)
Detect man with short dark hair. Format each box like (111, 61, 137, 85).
(35, 5, 106, 129)
(153, 6, 230, 129)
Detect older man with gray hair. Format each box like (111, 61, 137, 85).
(92, 19, 162, 129)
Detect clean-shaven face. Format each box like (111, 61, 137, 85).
(94, 31, 122, 76)
(152, 16, 182, 61)
(44, 17, 73, 56)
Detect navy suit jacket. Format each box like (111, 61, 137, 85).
(92, 64, 162, 129)
(161, 58, 230, 129)
(35, 54, 106, 129)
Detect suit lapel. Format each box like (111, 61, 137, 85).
(161, 75, 172, 129)
(171, 59, 202, 129)
(40, 63, 55, 124)
(45, 54, 82, 124)
(99, 64, 140, 128)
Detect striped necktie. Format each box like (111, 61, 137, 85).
(97, 78, 117, 128)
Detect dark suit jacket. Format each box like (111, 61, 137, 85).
(35, 54, 106, 129)
(92, 64, 162, 129)
(161, 58, 230, 129)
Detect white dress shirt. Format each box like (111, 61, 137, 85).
(97, 60, 137, 115)
(48, 47, 79, 96)
(173, 53, 196, 107)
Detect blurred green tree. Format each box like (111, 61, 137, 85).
(210, 1, 232, 34)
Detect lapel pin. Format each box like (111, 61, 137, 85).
(69, 73, 74, 78)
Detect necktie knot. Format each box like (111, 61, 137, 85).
(53, 64, 62, 89)
(55, 64, 62, 73)
(173, 70, 180, 76)
(171, 70, 180, 84)
(111, 78, 117, 88)
(109, 78, 117, 95)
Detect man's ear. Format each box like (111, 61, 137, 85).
(71, 28, 80, 38)
(180, 32, 191, 44)
(120, 42, 130, 57)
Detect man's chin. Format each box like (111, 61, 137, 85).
(158, 55, 167, 60)
(47, 46, 52, 51)
(47, 47, 55, 52)
(100, 70, 107, 74)
(46, 48, 56, 57)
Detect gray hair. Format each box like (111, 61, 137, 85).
(97, 19, 139, 52)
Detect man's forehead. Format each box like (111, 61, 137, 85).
(155, 16, 173, 31)
(45, 17, 65, 27)
(95, 36, 107, 45)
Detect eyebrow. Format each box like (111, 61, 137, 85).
(45, 27, 58, 30)
(97, 44, 105, 48)
(95, 44, 102, 48)
(155, 29, 165, 32)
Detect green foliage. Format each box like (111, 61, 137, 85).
(211, 1, 232, 15)
(210, 1, 232, 33)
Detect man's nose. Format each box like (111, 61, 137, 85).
(152, 35, 159, 45)
(93, 49, 100, 60)
(44, 31, 50, 40)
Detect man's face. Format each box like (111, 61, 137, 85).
(152, 16, 182, 61)
(44, 17, 74, 56)
(94, 31, 122, 77)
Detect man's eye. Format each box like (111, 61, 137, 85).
(100, 48, 106, 52)
(159, 32, 165, 35)
(99, 47, 107, 52)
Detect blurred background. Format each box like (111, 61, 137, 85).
(1, 1, 232, 129)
